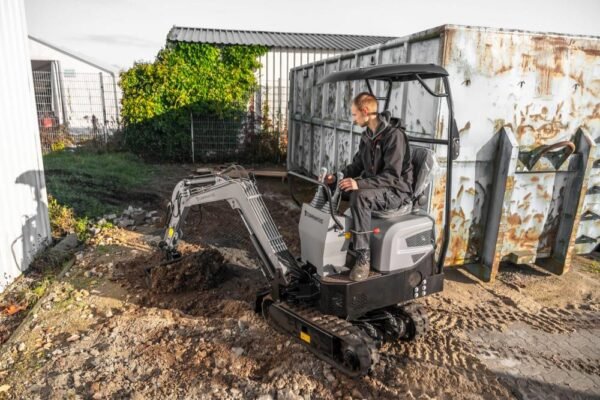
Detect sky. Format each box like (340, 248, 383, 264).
(25, 0, 600, 71)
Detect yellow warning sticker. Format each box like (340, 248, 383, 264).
(168, 227, 174, 238)
(300, 331, 311, 344)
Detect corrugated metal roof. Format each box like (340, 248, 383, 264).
(168, 26, 396, 50)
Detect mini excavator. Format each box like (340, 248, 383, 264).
(158, 64, 460, 376)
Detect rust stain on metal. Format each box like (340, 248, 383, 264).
(507, 213, 521, 225)
(492, 118, 513, 134)
(520, 53, 534, 71)
(524, 228, 541, 241)
(495, 64, 513, 75)
(451, 207, 466, 220)
(582, 47, 600, 57)
(447, 202, 471, 266)
(530, 36, 571, 96)
(458, 121, 471, 135)
(432, 174, 446, 253)
(515, 102, 568, 147)
(506, 176, 515, 191)
(436, 117, 446, 140)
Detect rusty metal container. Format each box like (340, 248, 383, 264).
(287, 24, 600, 282)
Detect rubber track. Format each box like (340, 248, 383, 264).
(264, 299, 380, 377)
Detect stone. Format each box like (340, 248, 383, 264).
(145, 236, 162, 246)
(67, 334, 80, 342)
(17, 342, 26, 352)
(118, 219, 135, 228)
(232, 347, 244, 357)
(131, 211, 146, 224)
(73, 372, 82, 388)
(324, 369, 335, 383)
(278, 389, 303, 400)
(215, 358, 227, 368)
(238, 320, 247, 331)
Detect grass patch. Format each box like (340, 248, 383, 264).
(43, 150, 157, 218)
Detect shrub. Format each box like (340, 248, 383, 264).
(47, 195, 89, 241)
(120, 43, 267, 162)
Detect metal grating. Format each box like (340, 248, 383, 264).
(412, 253, 426, 263)
(406, 230, 433, 248)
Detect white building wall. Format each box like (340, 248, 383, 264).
(29, 37, 121, 132)
(256, 48, 343, 129)
(0, 0, 52, 292)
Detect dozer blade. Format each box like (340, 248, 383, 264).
(262, 297, 379, 377)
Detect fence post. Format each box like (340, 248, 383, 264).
(57, 63, 69, 131)
(99, 73, 108, 145)
(111, 73, 120, 126)
(190, 111, 195, 163)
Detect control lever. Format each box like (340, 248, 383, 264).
(309, 167, 328, 209)
(330, 172, 344, 212)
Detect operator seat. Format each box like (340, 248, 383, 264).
(371, 145, 437, 219)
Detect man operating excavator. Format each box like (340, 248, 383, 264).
(328, 92, 414, 281)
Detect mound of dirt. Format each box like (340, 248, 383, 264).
(149, 248, 231, 293)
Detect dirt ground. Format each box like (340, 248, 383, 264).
(1, 166, 599, 400)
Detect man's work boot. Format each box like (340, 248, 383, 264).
(350, 250, 370, 281)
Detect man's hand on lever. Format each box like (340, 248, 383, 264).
(338, 178, 358, 192)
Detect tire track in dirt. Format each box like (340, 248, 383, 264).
(475, 342, 600, 377)
(428, 300, 599, 335)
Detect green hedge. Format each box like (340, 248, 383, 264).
(120, 43, 267, 162)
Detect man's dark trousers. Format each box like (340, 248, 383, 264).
(348, 188, 410, 251)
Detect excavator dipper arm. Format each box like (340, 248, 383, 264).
(159, 172, 297, 284)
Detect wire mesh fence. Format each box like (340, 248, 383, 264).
(256, 84, 289, 134)
(191, 111, 287, 164)
(32, 67, 291, 162)
(32, 70, 121, 153)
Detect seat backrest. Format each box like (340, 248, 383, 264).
(410, 146, 437, 203)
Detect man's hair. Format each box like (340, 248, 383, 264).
(352, 92, 378, 113)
